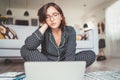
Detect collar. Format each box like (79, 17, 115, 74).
(48, 26, 66, 48)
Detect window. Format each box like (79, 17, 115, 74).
(31, 19, 38, 26)
(6, 17, 13, 25)
(15, 20, 29, 26)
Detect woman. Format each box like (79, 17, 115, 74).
(20, 2, 96, 67)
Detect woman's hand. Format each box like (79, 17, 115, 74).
(39, 23, 48, 34)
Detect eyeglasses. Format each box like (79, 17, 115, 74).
(46, 12, 60, 21)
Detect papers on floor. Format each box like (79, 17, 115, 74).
(0, 72, 25, 80)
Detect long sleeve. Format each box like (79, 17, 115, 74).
(24, 28, 44, 50)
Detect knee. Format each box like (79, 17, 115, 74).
(84, 50, 96, 60)
(20, 45, 28, 61)
(85, 50, 96, 67)
(77, 50, 96, 58)
(86, 50, 96, 58)
(76, 50, 96, 67)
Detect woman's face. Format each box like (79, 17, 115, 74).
(45, 6, 62, 29)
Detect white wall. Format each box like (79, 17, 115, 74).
(6, 8, 39, 26)
(106, 0, 120, 57)
(0, 0, 7, 15)
(0, 0, 109, 27)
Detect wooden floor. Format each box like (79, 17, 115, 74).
(87, 57, 120, 72)
(0, 57, 120, 74)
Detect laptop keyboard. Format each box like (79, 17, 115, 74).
(84, 71, 120, 80)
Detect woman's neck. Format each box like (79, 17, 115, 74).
(51, 28, 61, 34)
(51, 28, 62, 47)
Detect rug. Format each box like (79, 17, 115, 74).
(84, 71, 120, 80)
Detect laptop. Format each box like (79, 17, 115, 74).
(24, 61, 86, 80)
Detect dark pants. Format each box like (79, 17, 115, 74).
(21, 46, 96, 67)
(75, 50, 96, 67)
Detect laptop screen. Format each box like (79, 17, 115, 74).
(24, 61, 86, 80)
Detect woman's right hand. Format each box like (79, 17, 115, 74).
(39, 23, 48, 34)
(42, 23, 48, 28)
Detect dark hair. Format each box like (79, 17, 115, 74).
(38, 2, 66, 28)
